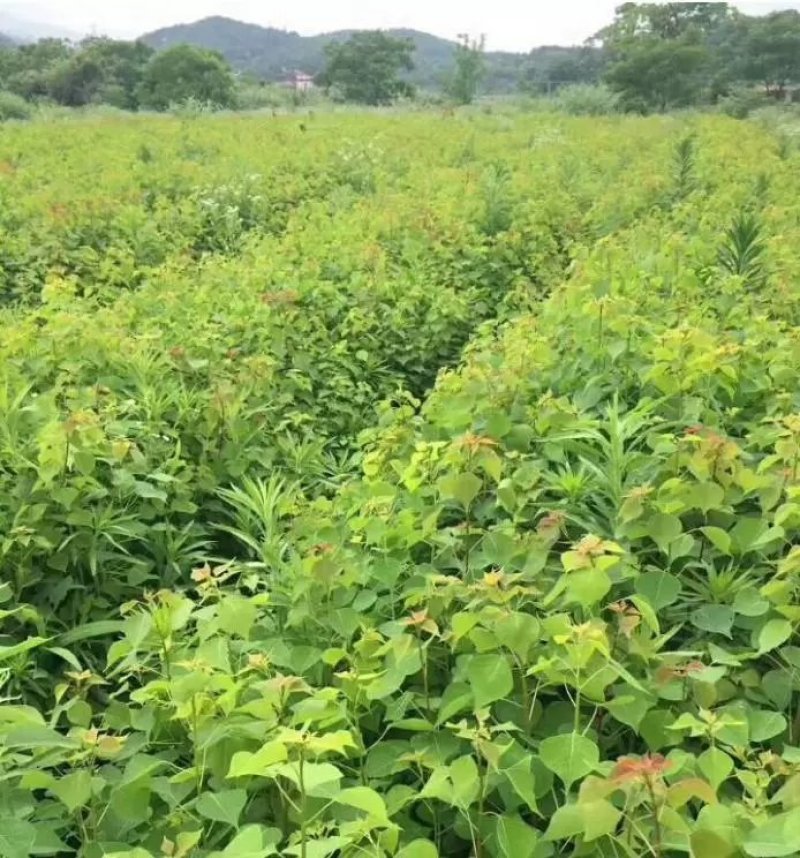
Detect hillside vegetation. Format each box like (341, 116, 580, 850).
(140, 17, 531, 93)
(0, 111, 799, 857)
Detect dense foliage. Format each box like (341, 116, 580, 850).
(318, 33, 416, 105)
(0, 39, 235, 111)
(598, 3, 800, 111)
(1, 109, 800, 858)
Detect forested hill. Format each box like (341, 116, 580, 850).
(140, 16, 585, 92)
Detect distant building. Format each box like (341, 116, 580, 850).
(284, 71, 315, 93)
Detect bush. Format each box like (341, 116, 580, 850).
(717, 87, 771, 119)
(0, 90, 32, 121)
(553, 83, 620, 116)
(169, 96, 220, 118)
(235, 82, 325, 112)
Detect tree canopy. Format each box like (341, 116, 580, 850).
(137, 44, 236, 109)
(319, 31, 415, 105)
(597, 2, 800, 111)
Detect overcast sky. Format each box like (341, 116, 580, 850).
(3, 0, 799, 51)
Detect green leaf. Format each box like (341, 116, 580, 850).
(467, 653, 513, 710)
(734, 587, 769, 617)
(50, 770, 92, 813)
(133, 480, 167, 502)
(701, 526, 732, 556)
(227, 741, 287, 778)
(691, 604, 734, 638)
(501, 754, 538, 812)
(581, 799, 622, 841)
(538, 733, 599, 790)
(564, 569, 611, 609)
(744, 809, 800, 856)
(489, 814, 540, 858)
(543, 804, 583, 840)
(196, 789, 247, 827)
(279, 762, 342, 799)
(635, 570, 681, 611)
(691, 830, 739, 858)
(437, 682, 473, 724)
(31, 824, 70, 856)
(757, 619, 792, 655)
(57, 620, 124, 645)
(4, 725, 79, 749)
(693, 804, 741, 857)
(449, 755, 481, 806)
(217, 596, 258, 639)
(438, 472, 482, 508)
(749, 709, 788, 742)
(0, 637, 49, 665)
(648, 513, 683, 553)
(335, 787, 390, 825)
(104, 850, 154, 858)
(395, 841, 438, 858)
(698, 747, 734, 791)
(688, 483, 725, 514)
(284, 838, 346, 858)
(0, 818, 37, 858)
(218, 825, 281, 858)
(493, 612, 540, 661)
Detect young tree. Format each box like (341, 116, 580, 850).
(318, 31, 415, 105)
(447, 34, 485, 105)
(137, 44, 236, 110)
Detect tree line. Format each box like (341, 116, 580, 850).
(0, 2, 798, 114)
(0, 40, 236, 110)
(595, 2, 800, 111)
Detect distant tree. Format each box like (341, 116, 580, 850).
(597, 2, 735, 111)
(318, 31, 415, 105)
(0, 38, 71, 99)
(521, 46, 607, 94)
(447, 34, 485, 105)
(137, 44, 236, 110)
(47, 53, 105, 106)
(80, 38, 154, 109)
(740, 10, 800, 97)
(605, 37, 710, 111)
(597, 2, 732, 46)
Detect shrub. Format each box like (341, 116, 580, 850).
(553, 83, 620, 116)
(717, 86, 771, 119)
(0, 90, 32, 121)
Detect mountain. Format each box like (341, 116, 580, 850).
(0, 33, 17, 47)
(140, 16, 530, 92)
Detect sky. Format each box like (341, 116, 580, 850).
(2, 0, 800, 51)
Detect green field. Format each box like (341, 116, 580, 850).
(1, 111, 800, 857)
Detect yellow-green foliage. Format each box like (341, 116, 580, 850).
(1, 112, 799, 858)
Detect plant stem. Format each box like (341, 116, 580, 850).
(417, 632, 431, 714)
(298, 749, 307, 858)
(644, 776, 663, 858)
(519, 662, 533, 733)
(475, 755, 486, 858)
